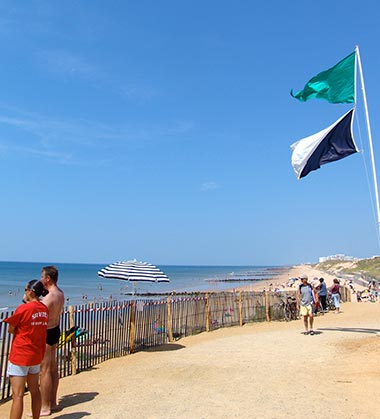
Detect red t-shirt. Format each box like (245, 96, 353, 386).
(4, 301, 49, 366)
(331, 284, 340, 295)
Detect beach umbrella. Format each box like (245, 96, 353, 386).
(97, 260, 170, 283)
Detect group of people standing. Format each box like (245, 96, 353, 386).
(298, 274, 341, 335)
(4, 266, 65, 419)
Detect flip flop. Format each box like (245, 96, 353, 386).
(51, 406, 63, 413)
(309, 330, 315, 335)
(303, 331, 310, 335)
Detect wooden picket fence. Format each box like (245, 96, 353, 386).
(0, 287, 351, 403)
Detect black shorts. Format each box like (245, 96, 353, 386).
(46, 325, 61, 346)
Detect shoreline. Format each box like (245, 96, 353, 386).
(236, 263, 366, 293)
(0, 263, 363, 311)
(111, 263, 355, 298)
(0, 265, 291, 310)
(1, 265, 378, 418)
(1, 300, 379, 418)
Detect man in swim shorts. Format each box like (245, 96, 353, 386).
(298, 274, 315, 335)
(40, 266, 65, 416)
(46, 325, 61, 346)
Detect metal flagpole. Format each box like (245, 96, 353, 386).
(355, 45, 380, 242)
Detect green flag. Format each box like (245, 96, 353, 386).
(291, 51, 356, 103)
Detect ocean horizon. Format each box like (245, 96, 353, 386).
(0, 261, 289, 310)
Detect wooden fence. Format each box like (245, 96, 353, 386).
(0, 287, 351, 403)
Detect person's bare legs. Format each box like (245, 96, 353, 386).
(26, 373, 41, 419)
(9, 375, 26, 419)
(40, 344, 59, 415)
(303, 315, 309, 333)
(50, 345, 59, 411)
(309, 314, 314, 332)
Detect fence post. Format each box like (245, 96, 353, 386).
(345, 286, 351, 302)
(129, 301, 136, 354)
(239, 291, 243, 327)
(265, 291, 270, 322)
(205, 293, 210, 332)
(68, 306, 77, 375)
(167, 297, 174, 342)
(296, 288, 300, 311)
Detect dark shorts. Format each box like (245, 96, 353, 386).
(46, 325, 61, 346)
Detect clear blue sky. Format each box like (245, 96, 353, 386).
(1, 0, 379, 266)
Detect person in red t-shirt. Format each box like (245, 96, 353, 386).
(4, 280, 49, 419)
(329, 278, 341, 314)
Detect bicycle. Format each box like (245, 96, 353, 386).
(284, 296, 299, 321)
(326, 295, 336, 311)
(274, 296, 298, 321)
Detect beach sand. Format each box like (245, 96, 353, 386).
(238, 263, 359, 293)
(1, 266, 378, 419)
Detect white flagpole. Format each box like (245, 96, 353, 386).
(355, 45, 380, 242)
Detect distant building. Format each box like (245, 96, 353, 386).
(319, 254, 358, 263)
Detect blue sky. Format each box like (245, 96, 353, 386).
(1, 0, 380, 266)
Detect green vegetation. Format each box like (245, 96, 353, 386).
(344, 257, 380, 279)
(315, 260, 351, 271)
(315, 257, 380, 280)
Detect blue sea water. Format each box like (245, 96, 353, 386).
(0, 261, 286, 310)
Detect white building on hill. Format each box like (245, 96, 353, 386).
(319, 254, 358, 263)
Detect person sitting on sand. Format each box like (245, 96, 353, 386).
(297, 274, 315, 335)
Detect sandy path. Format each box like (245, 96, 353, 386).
(1, 266, 376, 419)
(1, 300, 379, 419)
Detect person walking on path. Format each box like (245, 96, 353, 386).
(4, 280, 49, 419)
(298, 274, 315, 335)
(330, 278, 341, 314)
(311, 279, 320, 315)
(317, 278, 328, 312)
(39, 266, 65, 417)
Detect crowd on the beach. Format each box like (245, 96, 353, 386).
(354, 279, 380, 302)
(328, 276, 380, 304)
(3, 266, 64, 419)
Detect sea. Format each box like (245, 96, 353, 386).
(0, 261, 287, 311)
